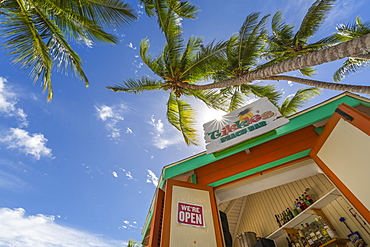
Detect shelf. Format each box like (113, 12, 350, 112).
(266, 188, 341, 240)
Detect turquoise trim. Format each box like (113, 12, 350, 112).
(190, 173, 197, 183)
(207, 149, 311, 187)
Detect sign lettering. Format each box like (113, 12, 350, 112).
(177, 202, 205, 227)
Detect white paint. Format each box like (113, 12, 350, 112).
(215, 159, 321, 203)
(317, 118, 370, 210)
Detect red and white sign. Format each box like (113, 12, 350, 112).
(177, 202, 205, 227)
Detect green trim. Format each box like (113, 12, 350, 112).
(190, 173, 197, 183)
(207, 149, 311, 187)
(314, 127, 324, 135)
(159, 95, 369, 189)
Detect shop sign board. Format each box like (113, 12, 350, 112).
(203, 97, 289, 154)
(177, 202, 205, 227)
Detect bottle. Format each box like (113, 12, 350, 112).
(296, 199, 305, 211)
(319, 216, 337, 239)
(299, 197, 308, 209)
(315, 218, 330, 243)
(287, 208, 295, 219)
(294, 201, 302, 214)
(305, 188, 317, 202)
(302, 194, 311, 207)
(286, 237, 293, 247)
(275, 214, 282, 227)
(295, 232, 304, 247)
(307, 223, 319, 244)
(312, 222, 324, 245)
(297, 228, 309, 247)
(304, 191, 314, 204)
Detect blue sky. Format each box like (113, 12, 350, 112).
(0, 0, 369, 246)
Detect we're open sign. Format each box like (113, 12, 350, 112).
(177, 202, 205, 227)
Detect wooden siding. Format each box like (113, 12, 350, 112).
(221, 174, 370, 247)
(195, 126, 318, 185)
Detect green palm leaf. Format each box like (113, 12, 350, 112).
(333, 58, 370, 82)
(279, 87, 320, 116)
(106, 76, 162, 93)
(0, 0, 136, 100)
(167, 93, 198, 145)
(295, 0, 336, 43)
(334, 16, 370, 81)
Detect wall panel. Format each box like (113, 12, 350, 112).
(226, 173, 370, 247)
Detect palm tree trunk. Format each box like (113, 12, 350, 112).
(264, 75, 370, 94)
(350, 53, 370, 60)
(181, 33, 370, 91)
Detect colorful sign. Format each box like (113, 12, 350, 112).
(177, 202, 205, 227)
(203, 97, 289, 154)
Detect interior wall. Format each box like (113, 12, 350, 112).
(231, 173, 370, 247)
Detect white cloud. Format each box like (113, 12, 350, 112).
(0, 128, 52, 160)
(150, 115, 164, 134)
(0, 77, 28, 127)
(149, 115, 182, 149)
(146, 170, 158, 187)
(112, 171, 118, 178)
(126, 43, 137, 50)
(0, 208, 127, 247)
(95, 104, 127, 141)
(125, 171, 133, 180)
(120, 220, 138, 230)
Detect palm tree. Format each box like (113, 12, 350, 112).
(108, 12, 322, 145)
(179, 32, 370, 94)
(107, 34, 229, 145)
(139, 0, 199, 36)
(264, 0, 339, 76)
(0, 0, 136, 100)
(278, 87, 320, 117)
(127, 239, 142, 247)
(211, 12, 282, 112)
(333, 16, 370, 82)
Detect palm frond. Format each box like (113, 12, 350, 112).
(336, 16, 370, 41)
(167, 93, 198, 145)
(182, 39, 227, 81)
(333, 58, 370, 82)
(167, 0, 199, 19)
(227, 89, 245, 112)
(106, 76, 163, 93)
(179, 36, 203, 72)
(238, 13, 269, 70)
(279, 87, 320, 116)
(184, 89, 229, 112)
(241, 84, 282, 106)
(140, 38, 165, 76)
(299, 67, 316, 76)
(295, 0, 335, 42)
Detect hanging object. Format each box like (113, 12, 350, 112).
(339, 217, 367, 247)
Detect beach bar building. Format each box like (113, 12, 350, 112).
(141, 92, 370, 247)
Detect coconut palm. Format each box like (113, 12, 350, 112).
(139, 0, 199, 36)
(264, 0, 339, 76)
(212, 12, 282, 112)
(0, 0, 136, 100)
(179, 32, 370, 94)
(127, 239, 142, 247)
(107, 34, 229, 145)
(333, 16, 370, 82)
(278, 87, 320, 117)
(211, 13, 320, 115)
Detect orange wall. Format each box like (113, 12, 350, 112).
(196, 126, 319, 185)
